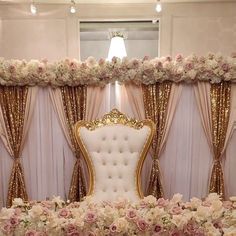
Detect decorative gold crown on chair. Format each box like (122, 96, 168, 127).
(84, 109, 144, 130)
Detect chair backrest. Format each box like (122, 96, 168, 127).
(74, 109, 154, 202)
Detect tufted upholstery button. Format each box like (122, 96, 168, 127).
(124, 161, 128, 166)
(97, 149, 100, 153)
(102, 161, 106, 165)
(124, 136, 128, 141)
(103, 188, 106, 192)
(113, 162, 117, 166)
(114, 189, 117, 192)
(113, 136, 117, 140)
(108, 175, 112, 179)
(102, 136, 106, 141)
(119, 149, 123, 153)
(108, 150, 111, 154)
(119, 175, 122, 179)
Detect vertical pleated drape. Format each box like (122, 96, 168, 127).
(0, 86, 37, 206)
(142, 82, 172, 199)
(60, 86, 87, 202)
(209, 82, 231, 199)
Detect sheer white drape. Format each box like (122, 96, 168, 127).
(160, 85, 212, 200)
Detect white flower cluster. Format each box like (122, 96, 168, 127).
(0, 53, 236, 87)
(0, 193, 236, 235)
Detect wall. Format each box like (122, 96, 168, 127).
(0, 2, 236, 59)
(160, 2, 236, 56)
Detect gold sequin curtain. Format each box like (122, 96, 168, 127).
(142, 82, 172, 198)
(0, 86, 28, 207)
(210, 81, 231, 199)
(60, 86, 87, 202)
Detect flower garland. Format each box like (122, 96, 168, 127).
(0, 53, 236, 87)
(0, 193, 236, 235)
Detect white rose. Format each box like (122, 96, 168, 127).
(0, 207, 15, 220)
(211, 200, 223, 211)
(190, 197, 202, 209)
(29, 205, 44, 218)
(187, 69, 197, 80)
(12, 198, 24, 206)
(115, 218, 129, 232)
(196, 206, 211, 220)
(171, 193, 183, 204)
(52, 196, 65, 208)
(143, 195, 157, 205)
(229, 196, 236, 202)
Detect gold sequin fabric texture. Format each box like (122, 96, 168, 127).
(0, 86, 28, 207)
(210, 81, 231, 199)
(142, 82, 172, 199)
(60, 86, 87, 202)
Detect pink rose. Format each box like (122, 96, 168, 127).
(25, 230, 37, 236)
(185, 220, 198, 234)
(2, 223, 12, 234)
(143, 56, 150, 61)
(157, 198, 169, 207)
(153, 224, 162, 233)
(132, 59, 140, 68)
(109, 223, 118, 233)
(66, 224, 77, 234)
(85, 211, 97, 223)
(59, 208, 71, 218)
(221, 63, 229, 72)
(80, 63, 88, 69)
(9, 65, 16, 73)
(213, 220, 222, 229)
(136, 219, 149, 231)
(165, 56, 172, 62)
(98, 58, 105, 66)
(175, 54, 183, 62)
(9, 217, 19, 227)
(184, 62, 194, 70)
(155, 61, 163, 69)
(170, 206, 182, 215)
(14, 207, 22, 216)
(37, 65, 44, 73)
(112, 57, 118, 64)
(126, 209, 137, 220)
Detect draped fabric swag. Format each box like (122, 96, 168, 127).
(50, 86, 87, 202)
(142, 82, 172, 198)
(0, 86, 37, 206)
(194, 82, 231, 199)
(209, 82, 231, 199)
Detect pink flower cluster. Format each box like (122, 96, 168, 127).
(0, 53, 236, 87)
(0, 194, 236, 235)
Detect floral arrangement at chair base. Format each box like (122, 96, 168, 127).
(0, 193, 236, 236)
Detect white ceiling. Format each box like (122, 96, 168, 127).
(0, 0, 233, 3)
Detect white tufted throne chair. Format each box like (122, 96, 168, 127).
(74, 109, 155, 202)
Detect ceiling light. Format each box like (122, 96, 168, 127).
(107, 32, 127, 61)
(155, 1, 162, 13)
(70, 0, 76, 14)
(30, 3, 37, 15)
